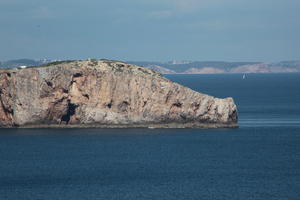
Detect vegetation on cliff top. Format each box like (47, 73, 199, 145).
(0, 59, 162, 78)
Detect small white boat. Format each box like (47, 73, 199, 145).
(242, 74, 246, 79)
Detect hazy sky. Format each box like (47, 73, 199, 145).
(0, 0, 299, 61)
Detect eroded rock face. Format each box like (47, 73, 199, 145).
(0, 60, 238, 128)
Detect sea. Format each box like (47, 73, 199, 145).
(0, 73, 299, 200)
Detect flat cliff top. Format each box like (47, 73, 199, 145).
(1, 59, 163, 78)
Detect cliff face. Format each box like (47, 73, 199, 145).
(0, 60, 238, 128)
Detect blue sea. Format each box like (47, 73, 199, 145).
(0, 74, 299, 200)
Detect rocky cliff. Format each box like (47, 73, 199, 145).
(0, 60, 238, 128)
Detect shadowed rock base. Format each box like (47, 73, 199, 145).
(2, 122, 239, 129)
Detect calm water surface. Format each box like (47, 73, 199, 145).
(0, 73, 299, 200)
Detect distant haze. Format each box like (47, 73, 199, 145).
(1, 59, 300, 74)
(0, 0, 299, 61)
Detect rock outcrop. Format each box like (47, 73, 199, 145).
(0, 60, 238, 128)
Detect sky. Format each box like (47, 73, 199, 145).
(0, 0, 299, 62)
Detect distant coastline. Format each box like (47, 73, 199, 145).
(1, 59, 300, 74)
(128, 61, 300, 74)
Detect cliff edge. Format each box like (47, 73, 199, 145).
(0, 60, 238, 128)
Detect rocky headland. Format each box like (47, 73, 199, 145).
(0, 60, 238, 128)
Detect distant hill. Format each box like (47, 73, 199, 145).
(128, 61, 300, 74)
(129, 61, 260, 73)
(1, 59, 300, 74)
(0, 59, 51, 69)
